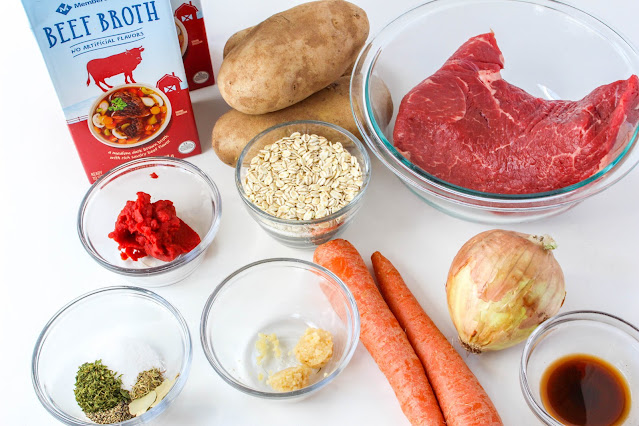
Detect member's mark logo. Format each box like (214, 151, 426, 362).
(56, 3, 72, 15)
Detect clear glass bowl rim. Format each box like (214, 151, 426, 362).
(234, 120, 372, 225)
(519, 309, 639, 426)
(352, 0, 639, 205)
(199, 257, 361, 399)
(77, 156, 222, 276)
(31, 285, 193, 426)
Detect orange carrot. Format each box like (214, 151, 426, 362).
(371, 251, 503, 426)
(314, 240, 445, 426)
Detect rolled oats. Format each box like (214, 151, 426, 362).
(243, 132, 363, 220)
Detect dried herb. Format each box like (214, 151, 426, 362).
(129, 390, 157, 416)
(74, 360, 130, 413)
(85, 401, 132, 424)
(150, 375, 178, 408)
(130, 368, 164, 399)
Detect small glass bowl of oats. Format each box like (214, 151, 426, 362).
(235, 120, 371, 248)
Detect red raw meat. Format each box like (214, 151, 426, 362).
(393, 32, 639, 194)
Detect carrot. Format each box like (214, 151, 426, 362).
(371, 251, 503, 426)
(314, 240, 445, 426)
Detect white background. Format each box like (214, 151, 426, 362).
(2, 0, 638, 425)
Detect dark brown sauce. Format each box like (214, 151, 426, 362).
(540, 354, 630, 426)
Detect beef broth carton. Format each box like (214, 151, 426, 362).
(172, 0, 215, 89)
(22, 0, 202, 182)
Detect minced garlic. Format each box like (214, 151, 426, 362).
(294, 328, 333, 368)
(255, 333, 281, 366)
(267, 366, 312, 392)
(257, 328, 334, 392)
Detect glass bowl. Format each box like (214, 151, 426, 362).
(200, 258, 360, 400)
(235, 120, 371, 248)
(351, 0, 639, 223)
(78, 157, 222, 287)
(32, 286, 192, 425)
(520, 310, 639, 425)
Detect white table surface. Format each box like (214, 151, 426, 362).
(2, 0, 638, 425)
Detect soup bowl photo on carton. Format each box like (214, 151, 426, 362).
(88, 83, 173, 149)
(175, 18, 189, 56)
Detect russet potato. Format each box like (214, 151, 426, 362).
(222, 26, 255, 58)
(223, 25, 357, 78)
(218, 0, 369, 115)
(211, 76, 393, 167)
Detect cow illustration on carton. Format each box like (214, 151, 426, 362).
(87, 47, 145, 91)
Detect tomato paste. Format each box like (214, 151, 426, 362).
(108, 192, 200, 262)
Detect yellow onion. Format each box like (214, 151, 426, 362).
(446, 229, 566, 353)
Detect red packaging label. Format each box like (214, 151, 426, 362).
(173, 1, 215, 89)
(69, 73, 200, 181)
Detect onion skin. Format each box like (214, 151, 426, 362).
(446, 230, 566, 353)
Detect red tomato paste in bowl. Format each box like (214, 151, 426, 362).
(108, 192, 201, 262)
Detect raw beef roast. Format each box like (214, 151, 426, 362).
(393, 32, 639, 194)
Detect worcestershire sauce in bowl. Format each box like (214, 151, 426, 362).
(541, 354, 631, 425)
